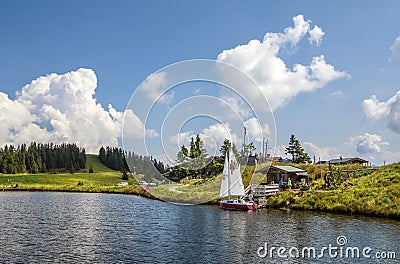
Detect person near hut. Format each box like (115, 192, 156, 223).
(279, 178, 284, 191)
(288, 178, 292, 189)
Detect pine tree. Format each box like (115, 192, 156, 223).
(189, 137, 196, 159)
(285, 134, 311, 163)
(177, 145, 189, 164)
(219, 139, 239, 160)
(285, 135, 297, 161)
(0, 147, 3, 173)
(99, 146, 106, 163)
(121, 169, 129, 180)
(17, 149, 26, 173)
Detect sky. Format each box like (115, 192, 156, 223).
(1, 1, 400, 165)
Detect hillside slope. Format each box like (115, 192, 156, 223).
(85, 154, 118, 173)
(266, 163, 400, 219)
(0, 154, 140, 191)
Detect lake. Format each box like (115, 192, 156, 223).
(0, 192, 398, 263)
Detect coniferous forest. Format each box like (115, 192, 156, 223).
(0, 142, 166, 183)
(98, 146, 166, 182)
(0, 142, 86, 174)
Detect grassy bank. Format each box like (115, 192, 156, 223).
(265, 162, 400, 219)
(0, 154, 156, 200)
(150, 164, 261, 204)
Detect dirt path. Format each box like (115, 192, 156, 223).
(168, 185, 183, 193)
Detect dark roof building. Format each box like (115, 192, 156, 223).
(247, 155, 259, 166)
(328, 157, 368, 166)
(256, 165, 309, 188)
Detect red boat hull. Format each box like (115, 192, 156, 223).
(220, 200, 258, 211)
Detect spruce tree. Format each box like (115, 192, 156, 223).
(177, 145, 189, 164)
(121, 169, 129, 180)
(285, 134, 311, 163)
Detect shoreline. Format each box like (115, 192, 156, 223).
(2, 186, 399, 221)
(1, 185, 158, 201)
(264, 189, 400, 220)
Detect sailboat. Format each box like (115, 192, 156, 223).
(219, 147, 258, 211)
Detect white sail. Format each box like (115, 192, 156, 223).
(219, 148, 245, 198)
(228, 150, 245, 196)
(219, 152, 230, 198)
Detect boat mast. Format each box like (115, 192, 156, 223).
(227, 146, 231, 197)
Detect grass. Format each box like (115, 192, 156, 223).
(0, 154, 158, 199)
(152, 176, 221, 204)
(265, 162, 400, 219)
(85, 154, 118, 173)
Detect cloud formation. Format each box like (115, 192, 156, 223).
(139, 71, 173, 104)
(303, 142, 341, 161)
(348, 133, 400, 164)
(363, 91, 400, 134)
(244, 117, 270, 143)
(328, 89, 344, 98)
(308, 25, 325, 46)
(168, 122, 241, 158)
(350, 133, 388, 154)
(164, 118, 272, 163)
(390, 36, 400, 61)
(217, 14, 349, 110)
(0, 68, 151, 153)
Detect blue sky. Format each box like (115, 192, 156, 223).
(1, 1, 400, 165)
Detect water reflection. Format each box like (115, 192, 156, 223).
(0, 192, 398, 263)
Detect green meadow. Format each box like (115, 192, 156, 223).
(265, 162, 400, 219)
(0, 154, 153, 199)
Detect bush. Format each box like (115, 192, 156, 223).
(122, 170, 129, 180)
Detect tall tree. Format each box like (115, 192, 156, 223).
(172, 134, 209, 179)
(219, 139, 239, 159)
(241, 142, 256, 156)
(239, 142, 256, 164)
(176, 145, 189, 164)
(193, 134, 208, 171)
(285, 134, 297, 161)
(99, 146, 106, 163)
(285, 134, 311, 163)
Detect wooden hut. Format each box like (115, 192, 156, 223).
(328, 157, 368, 166)
(256, 165, 309, 190)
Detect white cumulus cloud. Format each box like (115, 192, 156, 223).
(303, 142, 341, 161)
(217, 14, 349, 110)
(362, 91, 400, 134)
(139, 71, 173, 104)
(350, 133, 388, 154)
(244, 117, 270, 143)
(308, 25, 325, 46)
(0, 68, 152, 153)
(389, 35, 400, 61)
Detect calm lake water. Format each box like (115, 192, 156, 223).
(0, 192, 398, 263)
